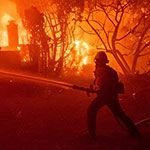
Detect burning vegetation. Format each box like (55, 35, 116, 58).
(0, 1, 150, 149)
(0, 0, 149, 77)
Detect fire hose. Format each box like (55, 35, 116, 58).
(0, 70, 96, 96)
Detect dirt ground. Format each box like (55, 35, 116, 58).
(0, 75, 149, 150)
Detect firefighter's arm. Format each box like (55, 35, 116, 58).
(91, 77, 101, 92)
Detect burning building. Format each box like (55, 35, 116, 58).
(0, 2, 95, 75)
(7, 20, 19, 49)
(0, 20, 22, 69)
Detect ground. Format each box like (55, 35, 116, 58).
(0, 72, 149, 150)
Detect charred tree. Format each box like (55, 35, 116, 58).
(82, 0, 150, 75)
(24, 6, 50, 75)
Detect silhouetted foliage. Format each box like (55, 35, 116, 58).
(13, 0, 84, 76)
(82, 0, 150, 75)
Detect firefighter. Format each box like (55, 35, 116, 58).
(87, 51, 141, 140)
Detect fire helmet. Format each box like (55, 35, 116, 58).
(94, 51, 109, 64)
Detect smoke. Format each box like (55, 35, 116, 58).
(0, 0, 19, 46)
(0, 0, 18, 20)
(13, 0, 50, 15)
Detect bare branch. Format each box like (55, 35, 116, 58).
(117, 14, 145, 41)
(134, 24, 150, 55)
(139, 51, 150, 57)
(86, 19, 109, 51)
(115, 42, 130, 50)
(79, 25, 96, 35)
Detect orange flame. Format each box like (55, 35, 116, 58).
(1, 13, 14, 25)
(0, 13, 28, 47)
(0, 13, 94, 74)
(0, 13, 14, 46)
(66, 40, 94, 74)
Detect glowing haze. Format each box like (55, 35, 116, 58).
(0, 0, 28, 47)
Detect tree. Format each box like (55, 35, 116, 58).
(42, 0, 84, 75)
(13, 0, 84, 76)
(82, 0, 150, 75)
(24, 6, 50, 73)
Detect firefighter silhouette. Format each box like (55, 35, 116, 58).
(87, 51, 141, 140)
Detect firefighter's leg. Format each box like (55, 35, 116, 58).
(108, 100, 141, 139)
(87, 97, 104, 139)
